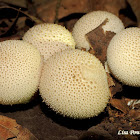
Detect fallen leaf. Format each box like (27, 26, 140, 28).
(129, 109, 140, 120)
(61, 18, 79, 32)
(0, 19, 14, 35)
(16, 17, 26, 30)
(0, 7, 20, 37)
(0, 115, 38, 140)
(119, 14, 137, 28)
(86, 18, 115, 64)
(36, 0, 90, 23)
(104, 62, 122, 97)
(127, 0, 140, 27)
(106, 73, 116, 97)
(106, 73, 115, 88)
(110, 98, 130, 114)
(89, 0, 126, 16)
(0, 6, 43, 24)
(0, 0, 27, 8)
(36, 0, 127, 24)
(109, 80, 122, 97)
(32, 0, 47, 7)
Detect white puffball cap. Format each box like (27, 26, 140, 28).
(39, 49, 110, 119)
(107, 27, 140, 87)
(0, 40, 42, 105)
(23, 23, 76, 61)
(72, 11, 124, 51)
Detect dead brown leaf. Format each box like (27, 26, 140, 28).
(106, 73, 115, 88)
(0, 7, 20, 37)
(36, 0, 90, 23)
(85, 18, 122, 97)
(109, 80, 122, 97)
(110, 98, 130, 114)
(106, 72, 117, 97)
(127, 0, 140, 27)
(129, 109, 140, 120)
(0, 115, 38, 140)
(0, 19, 14, 35)
(0, 6, 43, 38)
(0, 0, 27, 8)
(119, 14, 137, 28)
(86, 18, 115, 64)
(16, 17, 26, 30)
(89, 0, 126, 16)
(61, 18, 78, 32)
(0, 6, 43, 24)
(36, 0, 127, 24)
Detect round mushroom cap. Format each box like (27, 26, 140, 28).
(0, 40, 42, 105)
(72, 11, 124, 51)
(23, 23, 76, 62)
(107, 27, 140, 87)
(39, 49, 110, 119)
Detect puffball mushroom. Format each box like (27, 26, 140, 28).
(72, 11, 124, 51)
(0, 40, 42, 105)
(23, 23, 76, 62)
(107, 27, 140, 87)
(39, 49, 110, 119)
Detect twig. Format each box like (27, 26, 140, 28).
(0, 6, 43, 24)
(54, 0, 62, 24)
(0, 8, 20, 37)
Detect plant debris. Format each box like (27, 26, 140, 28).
(110, 98, 130, 114)
(127, 0, 140, 27)
(0, 115, 38, 140)
(36, 0, 91, 23)
(86, 18, 115, 64)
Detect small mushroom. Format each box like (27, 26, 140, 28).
(23, 23, 76, 62)
(107, 27, 140, 87)
(0, 40, 42, 105)
(39, 49, 110, 119)
(72, 11, 124, 51)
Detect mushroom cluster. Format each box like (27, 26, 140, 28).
(1, 10, 138, 120)
(39, 49, 110, 119)
(0, 40, 42, 105)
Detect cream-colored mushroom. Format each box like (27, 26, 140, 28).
(72, 11, 124, 51)
(0, 40, 42, 105)
(107, 27, 140, 87)
(39, 49, 110, 119)
(23, 23, 76, 62)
